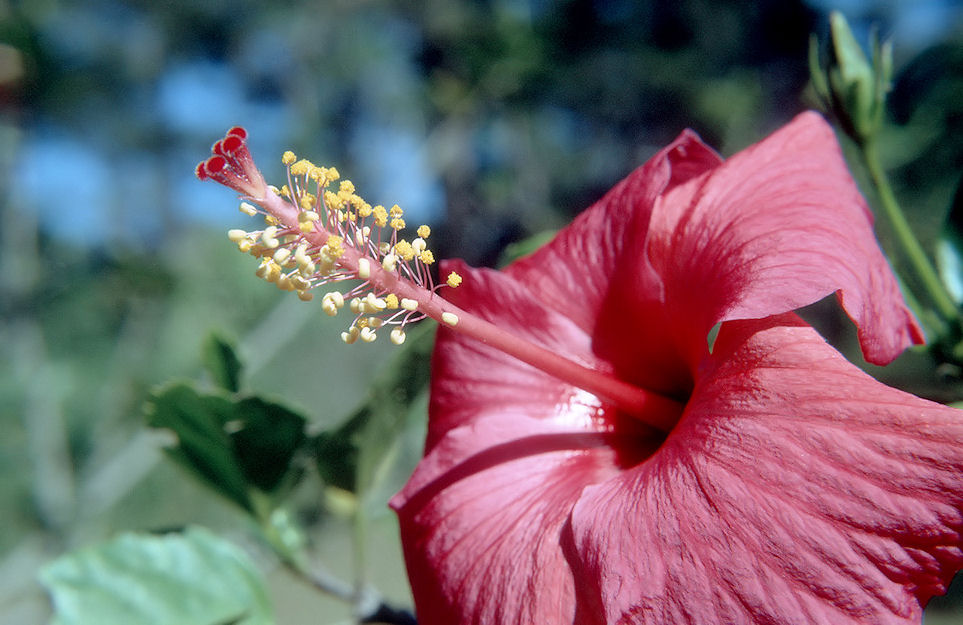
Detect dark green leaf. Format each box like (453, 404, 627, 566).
(147, 383, 252, 511)
(146, 383, 309, 511)
(202, 332, 243, 393)
(228, 396, 307, 493)
(40, 527, 273, 625)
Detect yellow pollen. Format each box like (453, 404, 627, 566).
(326, 167, 340, 183)
(389, 204, 403, 217)
(385, 293, 399, 309)
(394, 240, 415, 261)
(441, 312, 459, 326)
(419, 250, 435, 265)
(400, 298, 418, 311)
(358, 203, 373, 218)
(291, 159, 315, 176)
(372, 205, 388, 228)
(339, 180, 355, 195)
(417, 225, 431, 238)
(382, 254, 398, 272)
(228, 229, 248, 242)
(282, 151, 296, 165)
(390, 217, 406, 231)
(239, 202, 258, 216)
(300, 194, 317, 210)
(446, 272, 463, 288)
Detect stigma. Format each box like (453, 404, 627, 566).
(197, 127, 462, 345)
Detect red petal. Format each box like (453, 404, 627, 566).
(504, 131, 721, 395)
(431, 259, 629, 449)
(391, 414, 629, 625)
(568, 316, 963, 624)
(646, 112, 923, 365)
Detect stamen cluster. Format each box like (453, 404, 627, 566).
(199, 128, 461, 346)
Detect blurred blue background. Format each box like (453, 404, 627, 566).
(2, 0, 962, 623)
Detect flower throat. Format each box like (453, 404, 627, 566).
(196, 127, 684, 431)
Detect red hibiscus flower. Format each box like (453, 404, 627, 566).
(389, 112, 963, 625)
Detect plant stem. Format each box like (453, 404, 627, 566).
(861, 140, 959, 325)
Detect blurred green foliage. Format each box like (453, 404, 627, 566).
(2, 0, 962, 623)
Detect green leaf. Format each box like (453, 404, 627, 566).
(40, 527, 273, 625)
(146, 383, 308, 512)
(202, 332, 244, 393)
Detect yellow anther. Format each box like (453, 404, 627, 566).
(339, 180, 355, 195)
(390, 217, 406, 231)
(280, 185, 291, 198)
(401, 298, 418, 311)
(446, 272, 463, 288)
(299, 194, 317, 210)
(273, 248, 291, 264)
(390, 328, 406, 345)
(360, 327, 378, 343)
(358, 203, 373, 218)
(367, 317, 384, 329)
(321, 291, 344, 312)
(412, 237, 427, 254)
(298, 291, 314, 302)
(239, 202, 258, 216)
(364, 292, 387, 312)
(282, 151, 297, 165)
(372, 205, 388, 228)
(382, 254, 398, 272)
(322, 299, 339, 316)
(442, 312, 459, 326)
(264, 215, 279, 226)
(261, 226, 279, 248)
(266, 261, 282, 283)
(350, 298, 363, 314)
(341, 326, 360, 344)
(389, 204, 403, 217)
(324, 190, 342, 209)
(417, 225, 431, 238)
(237, 240, 253, 253)
(228, 229, 248, 242)
(394, 240, 415, 261)
(326, 167, 340, 183)
(378, 242, 391, 254)
(299, 221, 315, 234)
(385, 294, 399, 309)
(299, 210, 320, 223)
(277, 276, 294, 291)
(419, 250, 435, 265)
(358, 258, 371, 279)
(290, 159, 315, 176)
(291, 275, 310, 291)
